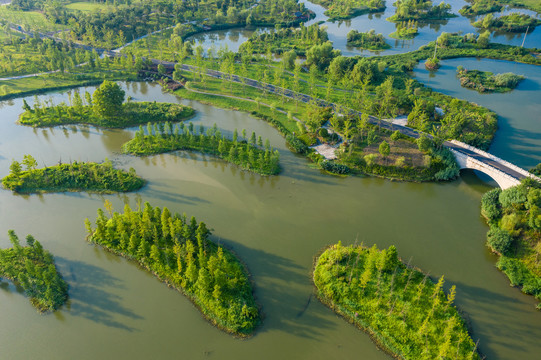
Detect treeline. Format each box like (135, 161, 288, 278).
(313, 243, 480, 359)
(86, 202, 260, 336)
(346, 29, 390, 50)
(240, 23, 329, 56)
(310, 0, 385, 20)
(389, 0, 455, 21)
(0, 230, 68, 312)
(456, 67, 525, 93)
(123, 122, 281, 176)
(2, 156, 145, 193)
(481, 179, 541, 307)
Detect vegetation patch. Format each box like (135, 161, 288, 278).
(389, 20, 419, 39)
(459, 0, 504, 16)
(0, 230, 68, 312)
(313, 243, 481, 359)
(86, 202, 260, 336)
(2, 156, 145, 194)
(122, 122, 281, 176)
(309, 0, 386, 20)
(456, 67, 525, 93)
(480, 179, 541, 308)
(473, 12, 541, 32)
(388, 0, 456, 21)
(346, 29, 391, 51)
(18, 81, 194, 128)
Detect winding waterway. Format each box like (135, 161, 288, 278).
(187, 0, 541, 57)
(0, 82, 540, 359)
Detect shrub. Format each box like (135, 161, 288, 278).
(321, 160, 350, 174)
(481, 188, 502, 221)
(487, 226, 514, 255)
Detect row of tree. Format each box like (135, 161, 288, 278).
(123, 122, 281, 176)
(86, 202, 260, 335)
(0, 230, 68, 312)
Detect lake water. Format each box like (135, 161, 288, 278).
(0, 81, 540, 359)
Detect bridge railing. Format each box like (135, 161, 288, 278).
(450, 140, 541, 183)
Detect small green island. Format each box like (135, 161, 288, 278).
(313, 243, 481, 359)
(239, 23, 329, 57)
(388, 0, 456, 21)
(18, 81, 195, 128)
(459, 0, 504, 16)
(389, 20, 419, 39)
(309, 0, 386, 20)
(346, 29, 391, 50)
(456, 67, 525, 93)
(2, 155, 145, 193)
(473, 12, 541, 32)
(86, 202, 260, 336)
(0, 230, 68, 312)
(481, 178, 541, 308)
(122, 123, 281, 176)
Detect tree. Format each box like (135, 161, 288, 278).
(487, 226, 514, 255)
(9, 160, 22, 176)
(379, 141, 390, 161)
(92, 81, 125, 118)
(22, 154, 38, 171)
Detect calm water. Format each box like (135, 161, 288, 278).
(186, 0, 541, 56)
(413, 58, 541, 168)
(0, 82, 540, 359)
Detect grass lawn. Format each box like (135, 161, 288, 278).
(65, 1, 111, 12)
(0, 8, 67, 32)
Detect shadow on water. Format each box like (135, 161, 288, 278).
(451, 279, 541, 359)
(143, 185, 212, 205)
(212, 237, 338, 340)
(56, 257, 143, 332)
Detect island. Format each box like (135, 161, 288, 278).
(239, 23, 329, 57)
(346, 30, 391, 51)
(481, 179, 541, 308)
(0, 230, 68, 312)
(309, 0, 386, 21)
(388, 0, 456, 21)
(18, 81, 195, 128)
(122, 123, 281, 176)
(313, 243, 481, 359)
(85, 202, 260, 336)
(473, 12, 541, 32)
(459, 0, 504, 16)
(456, 66, 525, 93)
(2, 156, 145, 193)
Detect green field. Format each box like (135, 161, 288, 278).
(65, 1, 111, 12)
(0, 8, 67, 32)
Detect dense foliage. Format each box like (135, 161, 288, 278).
(346, 29, 390, 50)
(473, 12, 541, 32)
(480, 181, 541, 307)
(309, 0, 385, 20)
(2, 156, 145, 193)
(388, 0, 455, 21)
(0, 230, 68, 312)
(86, 202, 260, 335)
(313, 243, 480, 359)
(456, 67, 525, 93)
(19, 84, 194, 128)
(459, 0, 503, 16)
(123, 122, 281, 176)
